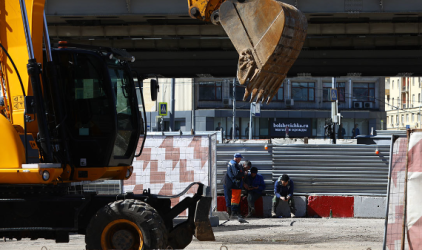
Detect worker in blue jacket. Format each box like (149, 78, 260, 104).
(244, 166, 266, 218)
(272, 174, 296, 218)
(223, 153, 250, 219)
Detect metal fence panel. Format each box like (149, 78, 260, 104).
(272, 144, 390, 196)
(376, 130, 407, 136)
(210, 134, 218, 212)
(217, 143, 272, 194)
(217, 143, 391, 197)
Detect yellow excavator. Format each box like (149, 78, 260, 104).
(0, 0, 306, 249)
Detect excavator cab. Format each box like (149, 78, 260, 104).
(48, 48, 142, 169)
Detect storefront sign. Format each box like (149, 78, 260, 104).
(270, 118, 312, 138)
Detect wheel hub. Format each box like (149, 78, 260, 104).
(101, 219, 143, 250)
(112, 229, 135, 249)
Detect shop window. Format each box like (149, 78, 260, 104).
(273, 82, 284, 101)
(199, 81, 222, 101)
(229, 84, 246, 101)
(259, 118, 269, 138)
(292, 82, 315, 101)
(353, 82, 375, 102)
(323, 82, 345, 102)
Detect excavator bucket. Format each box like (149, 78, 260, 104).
(219, 0, 307, 104)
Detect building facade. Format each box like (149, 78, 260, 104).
(385, 77, 422, 130)
(143, 76, 386, 139)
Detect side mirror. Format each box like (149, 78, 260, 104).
(150, 79, 159, 101)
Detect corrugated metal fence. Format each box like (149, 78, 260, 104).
(376, 130, 407, 136)
(217, 143, 390, 196)
(217, 143, 273, 194)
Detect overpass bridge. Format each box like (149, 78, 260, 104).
(45, 0, 422, 77)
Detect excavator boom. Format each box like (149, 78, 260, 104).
(188, 0, 308, 104)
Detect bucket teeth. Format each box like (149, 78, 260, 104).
(219, 0, 307, 103)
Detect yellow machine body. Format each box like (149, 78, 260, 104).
(0, 0, 133, 184)
(0, 115, 25, 168)
(0, 0, 44, 135)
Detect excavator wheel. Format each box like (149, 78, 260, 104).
(85, 199, 168, 250)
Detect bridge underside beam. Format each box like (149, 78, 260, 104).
(130, 50, 422, 78)
(47, 23, 422, 37)
(44, 0, 422, 16)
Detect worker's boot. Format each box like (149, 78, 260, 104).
(246, 208, 255, 218)
(271, 207, 278, 218)
(230, 210, 238, 220)
(227, 207, 232, 217)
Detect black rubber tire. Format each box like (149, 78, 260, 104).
(85, 199, 168, 250)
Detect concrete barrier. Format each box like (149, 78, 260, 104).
(217, 195, 386, 219)
(217, 195, 307, 218)
(354, 196, 386, 218)
(262, 196, 273, 217)
(307, 196, 354, 218)
(271, 196, 307, 217)
(212, 211, 229, 221)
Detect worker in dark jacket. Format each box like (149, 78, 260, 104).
(244, 166, 265, 218)
(224, 153, 249, 220)
(272, 174, 296, 218)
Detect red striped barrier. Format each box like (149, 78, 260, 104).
(308, 196, 354, 218)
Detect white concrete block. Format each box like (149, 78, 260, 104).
(354, 196, 386, 218)
(212, 211, 229, 221)
(267, 196, 307, 217)
(209, 215, 220, 227)
(262, 196, 273, 218)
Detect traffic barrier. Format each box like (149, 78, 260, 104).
(354, 196, 386, 218)
(218, 195, 386, 218)
(308, 196, 354, 218)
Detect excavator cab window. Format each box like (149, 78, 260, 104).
(108, 65, 138, 158)
(52, 50, 116, 167)
(51, 48, 141, 167)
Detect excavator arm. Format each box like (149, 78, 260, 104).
(188, 0, 308, 104)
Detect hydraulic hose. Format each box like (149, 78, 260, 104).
(0, 43, 28, 164)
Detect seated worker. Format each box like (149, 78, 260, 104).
(272, 174, 296, 218)
(244, 165, 265, 218)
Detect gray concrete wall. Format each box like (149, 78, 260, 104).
(263, 196, 307, 218)
(354, 196, 386, 218)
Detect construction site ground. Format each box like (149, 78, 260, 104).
(0, 218, 384, 250)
